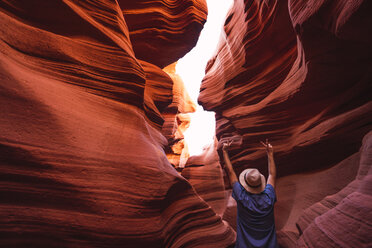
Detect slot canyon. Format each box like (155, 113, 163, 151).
(0, 0, 371, 247)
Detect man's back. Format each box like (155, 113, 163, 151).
(232, 182, 278, 248)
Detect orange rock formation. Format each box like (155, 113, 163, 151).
(198, 0, 372, 247)
(0, 0, 235, 247)
(1, 0, 371, 247)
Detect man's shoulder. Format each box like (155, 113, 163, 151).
(265, 183, 275, 191)
(232, 181, 243, 196)
(232, 182, 250, 201)
(264, 184, 277, 202)
(233, 181, 241, 190)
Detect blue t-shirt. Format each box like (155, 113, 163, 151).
(232, 182, 278, 248)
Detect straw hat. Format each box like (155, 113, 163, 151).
(239, 169, 266, 194)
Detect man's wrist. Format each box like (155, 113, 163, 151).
(224, 162, 233, 170)
(226, 166, 234, 173)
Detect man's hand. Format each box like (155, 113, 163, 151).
(222, 141, 232, 151)
(260, 139, 273, 157)
(221, 140, 238, 186)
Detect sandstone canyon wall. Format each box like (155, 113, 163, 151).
(199, 0, 372, 247)
(1, 0, 371, 247)
(0, 0, 236, 247)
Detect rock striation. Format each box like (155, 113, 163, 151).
(182, 139, 228, 217)
(199, 0, 372, 246)
(1, 0, 371, 247)
(200, 0, 372, 176)
(119, 0, 208, 68)
(275, 131, 372, 247)
(0, 0, 235, 247)
(295, 131, 372, 247)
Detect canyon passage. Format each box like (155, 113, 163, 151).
(0, 0, 371, 247)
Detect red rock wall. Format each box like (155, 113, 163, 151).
(295, 132, 372, 247)
(0, 0, 235, 247)
(275, 132, 371, 247)
(200, 0, 372, 177)
(119, 0, 208, 68)
(276, 131, 372, 247)
(182, 139, 228, 217)
(198, 0, 372, 247)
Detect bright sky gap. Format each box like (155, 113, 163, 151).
(176, 0, 233, 156)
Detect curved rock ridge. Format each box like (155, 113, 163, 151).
(182, 139, 228, 217)
(119, 0, 208, 68)
(199, 0, 298, 175)
(0, 0, 146, 108)
(142, 60, 174, 128)
(200, 0, 297, 111)
(295, 131, 372, 247)
(0, 0, 236, 247)
(199, 0, 372, 177)
(274, 132, 370, 247)
(198, 0, 371, 247)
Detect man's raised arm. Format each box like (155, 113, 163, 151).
(261, 139, 276, 188)
(222, 142, 238, 187)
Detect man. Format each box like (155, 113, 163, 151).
(222, 139, 278, 248)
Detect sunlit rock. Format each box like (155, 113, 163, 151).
(142, 60, 174, 129)
(162, 63, 197, 169)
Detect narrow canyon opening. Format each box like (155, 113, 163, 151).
(176, 0, 233, 157)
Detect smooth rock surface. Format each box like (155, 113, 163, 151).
(199, 0, 372, 247)
(182, 139, 228, 217)
(200, 0, 372, 177)
(120, 0, 208, 68)
(0, 1, 235, 247)
(1, 0, 371, 247)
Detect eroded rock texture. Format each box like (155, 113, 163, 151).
(119, 0, 208, 68)
(0, 0, 236, 247)
(199, 0, 372, 247)
(182, 139, 228, 217)
(295, 131, 372, 247)
(200, 0, 372, 177)
(1, 0, 371, 247)
(275, 131, 372, 247)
